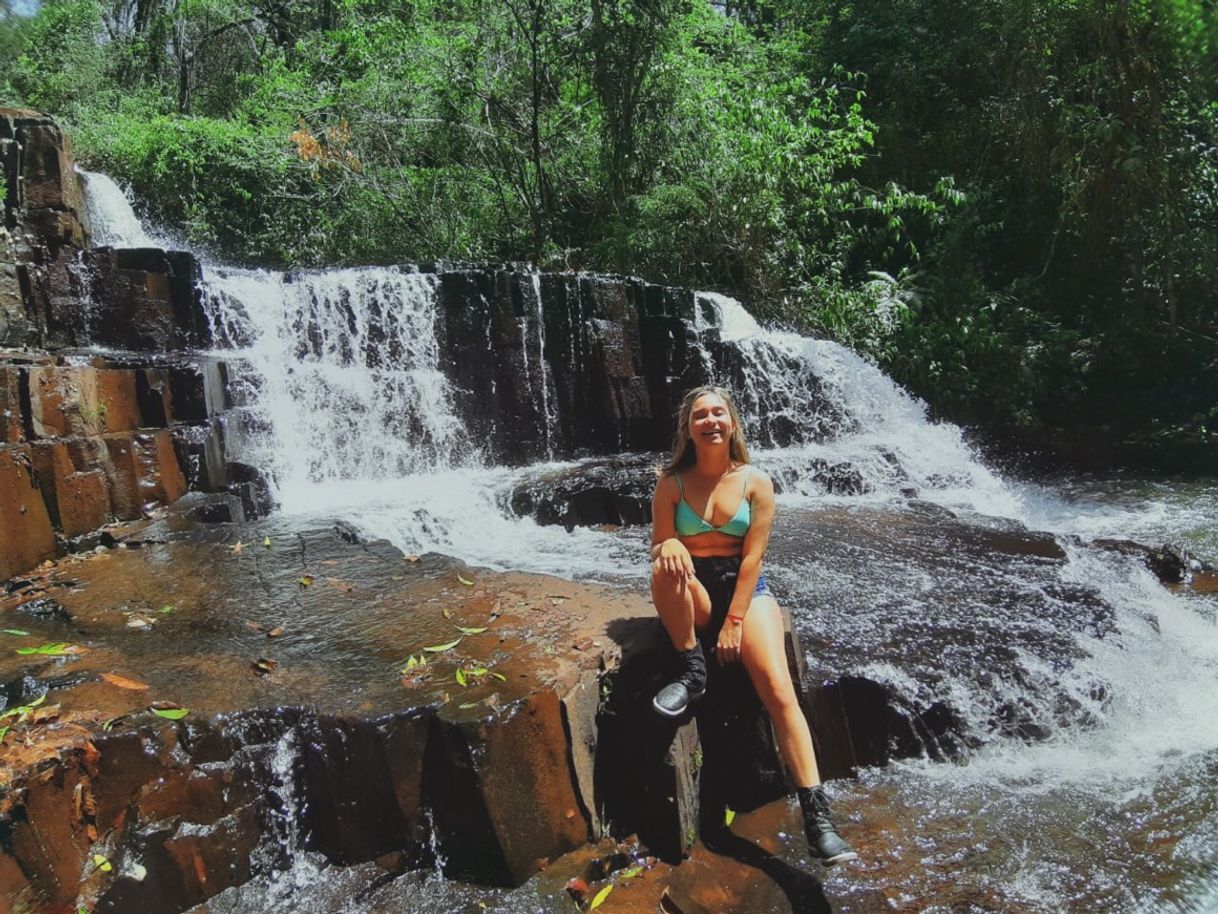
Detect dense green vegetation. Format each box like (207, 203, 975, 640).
(1, 0, 1215, 463)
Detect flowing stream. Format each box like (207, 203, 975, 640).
(81, 170, 1218, 913)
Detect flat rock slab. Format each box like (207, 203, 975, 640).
(0, 511, 657, 912)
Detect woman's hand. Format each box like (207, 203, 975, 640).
(654, 537, 694, 580)
(717, 615, 743, 664)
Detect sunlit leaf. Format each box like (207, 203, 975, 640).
(455, 668, 467, 687)
(92, 854, 112, 872)
(2, 629, 30, 636)
(252, 658, 278, 676)
(457, 574, 475, 586)
(424, 638, 462, 652)
(100, 673, 149, 691)
(455, 626, 487, 635)
(442, 608, 452, 619)
(267, 626, 285, 638)
(404, 656, 418, 671)
(16, 642, 71, 656)
(467, 667, 488, 677)
(299, 575, 314, 586)
(458, 702, 479, 709)
(159, 605, 174, 614)
(724, 807, 736, 826)
(491, 672, 507, 681)
(619, 864, 644, 880)
(590, 883, 613, 910)
(151, 707, 189, 720)
(0, 726, 8, 742)
(263, 536, 272, 548)
(102, 715, 126, 731)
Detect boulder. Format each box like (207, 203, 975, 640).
(510, 455, 658, 529)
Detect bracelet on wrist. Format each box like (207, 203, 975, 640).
(727, 614, 745, 624)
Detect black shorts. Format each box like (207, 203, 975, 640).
(691, 556, 770, 647)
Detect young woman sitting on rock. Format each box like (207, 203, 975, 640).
(649, 384, 857, 866)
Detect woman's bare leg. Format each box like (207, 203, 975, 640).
(739, 595, 821, 787)
(651, 562, 712, 649)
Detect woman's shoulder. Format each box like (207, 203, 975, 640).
(742, 464, 774, 494)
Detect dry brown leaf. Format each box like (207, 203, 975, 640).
(404, 554, 420, 562)
(267, 626, 285, 638)
(100, 672, 150, 691)
(244, 620, 266, 633)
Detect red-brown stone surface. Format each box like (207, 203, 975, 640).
(29, 439, 110, 539)
(0, 366, 23, 442)
(28, 367, 142, 438)
(0, 443, 55, 579)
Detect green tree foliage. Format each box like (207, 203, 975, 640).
(1, 0, 1214, 462)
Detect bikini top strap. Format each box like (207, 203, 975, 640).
(740, 464, 752, 494)
(674, 472, 685, 497)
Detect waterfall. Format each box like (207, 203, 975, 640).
(78, 169, 1218, 914)
(203, 266, 478, 500)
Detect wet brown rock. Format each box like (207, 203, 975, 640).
(0, 364, 24, 442)
(0, 443, 56, 579)
(101, 429, 187, 518)
(28, 366, 142, 438)
(29, 438, 110, 538)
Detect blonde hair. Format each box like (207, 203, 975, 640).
(661, 385, 751, 475)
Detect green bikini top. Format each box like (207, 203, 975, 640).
(674, 467, 753, 538)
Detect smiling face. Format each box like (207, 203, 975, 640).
(689, 392, 733, 451)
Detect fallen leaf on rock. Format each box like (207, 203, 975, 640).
(244, 620, 267, 633)
(457, 574, 475, 587)
(102, 715, 126, 732)
(424, 637, 462, 652)
(159, 605, 173, 614)
(150, 706, 189, 720)
(573, 638, 593, 651)
(230, 541, 247, 555)
(299, 575, 314, 587)
(491, 672, 506, 681)
(442, 608, 452, 619)
(2, 629, 30, 636)
(456, 625, 487, 635)
(0, 726, 8, 742)
(15, 642, 74, 656)
(619, 864, 644, 880)
(126, 616, 153, 629)
(252, 658, 278, 676)
(100, 673, 149, 691)
(724, 807, 736, 827)
(404, 554, 420, 563)
(30, 704, 60, 724)
(267, 626, 285, 638)
(458, 702, 479, 709)
(263, 536, 272, 548)
(455, 668, 467, 687)
(92, 854, 112, 873)
(590, 884, 613, 910)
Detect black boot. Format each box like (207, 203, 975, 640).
(797, 785, 858, 866)
(652, 642, 707, 717)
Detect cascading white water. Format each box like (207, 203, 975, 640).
(203, 266, 478, 499)
(78, 169, 175, 249)
(694, 291, 1021, 516)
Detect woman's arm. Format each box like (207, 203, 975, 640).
(651, 473, 693, 578)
